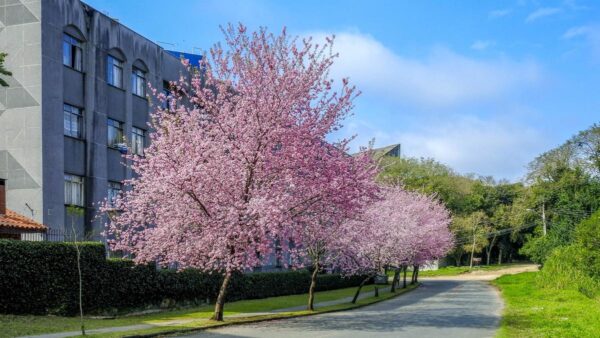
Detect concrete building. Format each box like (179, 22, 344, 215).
(0, 0, 198, 239)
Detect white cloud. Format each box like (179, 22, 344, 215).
(347, 115, 545, 181)
(562, 24, 600, 58)
(489, 9, 511, 18)
(471, 40, 495, 50)
(399, 117, 544, 180)
(563, 25, 591, 39)
(312, 32, 541, 107)
(526, 7, 562, 22)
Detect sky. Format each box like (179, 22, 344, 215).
(85, 0, 600, 181)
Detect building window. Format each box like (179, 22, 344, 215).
(132, 68, 146, 97)
(63, 104, 83, 138)
(107, 119, 124, 148)
(131, 127, 145, 156)
(64, 174, 84, 206)
(107, 55, 123, 88)
(162, 85, 172, 110)
(107, 181, 122, 208)
(63, 34, 82, 71)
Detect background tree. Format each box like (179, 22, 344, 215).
(521, 125, 600, 265)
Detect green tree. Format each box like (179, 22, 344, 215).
(0, 52, 12, 87)
(521, 128, 600, 264)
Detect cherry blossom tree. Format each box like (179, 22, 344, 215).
(351, 185, 454, 301)
(288, 145, 379, 310)
(402, 189, 454, 284)
(102, 24, 366, 321)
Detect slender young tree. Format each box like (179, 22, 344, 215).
(68, 205, 86, 336)
(103, 24, 367, 321)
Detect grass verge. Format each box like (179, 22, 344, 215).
(492, 272, 600, 338)
(1, 283, 417, 338)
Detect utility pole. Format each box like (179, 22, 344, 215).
(541, 201, 547, 236)
(469, 226, 477, 269)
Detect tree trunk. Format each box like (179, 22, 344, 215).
(352, 275, 373, 304)
(486, 234, 497, 266)
(403, 265, 408, 288)
(469, 232, 476, 269)
(75, 243, 85, 336)
(414, 265, 420, 283)
(411, 266, 417, 284)
(498, 247, 503, 265)
(211, 271, 232, 321)
(307, 263, 319, 311)
(390, 267, 401, 292)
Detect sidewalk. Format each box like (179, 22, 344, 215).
(19, 287, 392, 338)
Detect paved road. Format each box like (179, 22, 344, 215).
(181, 279, 503, 338)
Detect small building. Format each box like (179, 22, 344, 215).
(353, 143, 402, 161)
(0, 179, 46, 240)
(370, 144, 401, 159)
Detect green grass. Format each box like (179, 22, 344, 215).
(493, 272, 600, 338)
(387, 263, 526, 278)
(1, 283, 415, 338)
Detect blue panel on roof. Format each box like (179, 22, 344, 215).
(166, 50, 203, 67)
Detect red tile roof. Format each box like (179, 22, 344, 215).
(0, 209, 47, 231)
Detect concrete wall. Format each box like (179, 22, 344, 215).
(0, 0, 43, 222)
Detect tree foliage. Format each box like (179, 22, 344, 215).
(0, 52, 12, 87)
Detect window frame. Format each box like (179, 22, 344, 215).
(107, 181, 122, 208)
(162, 85, 172, 110)
(131, 67, 146, 97)
(131, 127, 145, 156)
(106, 55, 124, 88)
(62, 33, 83, 71)
(64, 174, 84, 207)
(107, 118, 124, 148)
(63, 103, 83, 139)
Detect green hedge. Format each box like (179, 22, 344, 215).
(0, 240, 369, 316)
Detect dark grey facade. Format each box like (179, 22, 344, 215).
(0, 0, 196, 239)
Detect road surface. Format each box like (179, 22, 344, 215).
(180, 279, 504, 338)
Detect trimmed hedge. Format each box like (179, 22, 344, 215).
(0, 240, 368, 316)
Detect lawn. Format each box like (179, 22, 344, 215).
(1, 283, 415, 338)
(492, 272, 600, 338)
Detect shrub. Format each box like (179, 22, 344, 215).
(537, 245, 600, 298)
(0, 240, 368, 315)
(537, 210, 600, 299)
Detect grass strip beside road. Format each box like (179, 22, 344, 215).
(492, 272, 600, 338)
(1, 283, 417, 338)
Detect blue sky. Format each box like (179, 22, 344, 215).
(85, 0, 600, 181)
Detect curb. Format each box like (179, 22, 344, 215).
(126, 283, 421, 338)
